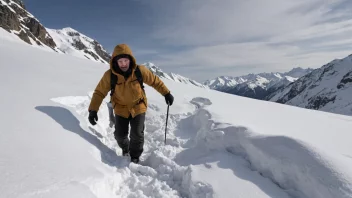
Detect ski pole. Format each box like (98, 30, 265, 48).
(165, 104, 169, 145)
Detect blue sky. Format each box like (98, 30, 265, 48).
(22, 0, 352, 82)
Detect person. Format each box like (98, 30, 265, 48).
(87, 43, 174, 163)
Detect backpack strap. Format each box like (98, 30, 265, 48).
(110, 69, 118, 97)
(134, 65, 144, 91)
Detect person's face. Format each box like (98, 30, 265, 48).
(117, 57, 130, 72)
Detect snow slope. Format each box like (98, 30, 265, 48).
(2, 38, 352, 198)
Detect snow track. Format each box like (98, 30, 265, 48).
(52, 95, 213, 198)
(51, 95, 352, 198)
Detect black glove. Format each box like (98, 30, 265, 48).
(164, 92, 174, 106)
(88, 110, 98, 125)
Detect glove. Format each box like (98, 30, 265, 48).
(164, 92, 174, 106)
(88, 110, 98, 125)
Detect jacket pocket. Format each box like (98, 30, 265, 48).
(130, 80, 143, 99)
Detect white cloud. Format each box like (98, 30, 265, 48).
(151, 42, 351, 82)
(144, 0, 352, 81)
(133, 49, 159, 56)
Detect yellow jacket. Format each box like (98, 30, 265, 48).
(88, 44, 170, 118)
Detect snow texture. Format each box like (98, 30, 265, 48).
(1, 35, 352, 198)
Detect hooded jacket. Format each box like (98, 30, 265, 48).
(88, 44, 170, 118)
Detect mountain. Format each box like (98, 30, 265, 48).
(47, 27, 110, 64)
(0, 0, 110, 64)
(268, 54, 352, 116)
(144, 62, 208, 88)
(204, 67, 312, 99)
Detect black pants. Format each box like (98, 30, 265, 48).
(114, 113, 145, 159)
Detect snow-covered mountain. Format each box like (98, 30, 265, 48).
(144, 62, 208, 88)
(268, 54, 352, 116)
(1, 0, 210, 88)
(2, 36, 352, 198)
(0, 0, 110, 64)
(204, 67, 312, 99)
(47, 27, 110, 64)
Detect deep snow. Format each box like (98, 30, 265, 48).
(1, 35, 352, 198)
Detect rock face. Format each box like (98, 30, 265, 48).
(0, 0, 111, 64)
(0, 0, 56, 48)
(268, 54, 352, 116)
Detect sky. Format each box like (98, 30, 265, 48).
(22, 0, 352, 82)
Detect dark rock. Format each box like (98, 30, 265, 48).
(16, 29, 30, 44)
(93, 40, 111, 62)
(337, 71, 352, 89)
(8, 1, 27, 16)
(307, 95, 336, 110)
(0, 3, 21, 32)
(73, 39, 87, 50)
(0, 0, 56, 48)
(84, 49, 100, 61)
(67, 31, 80, 37)
(11, 0, 25, 9)
(24, 17, 56, 48)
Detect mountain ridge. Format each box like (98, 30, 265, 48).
(267, 54, 352, 116)
(203, 67, 313, 99)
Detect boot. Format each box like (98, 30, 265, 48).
(131, 158, 139, 164)
(122, 149, 129, 157)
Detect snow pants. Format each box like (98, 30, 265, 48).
(114, 113, 145, 159)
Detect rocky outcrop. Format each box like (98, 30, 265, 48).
(1, 0, 111, 64)
(24, 17, 56, 47)
(0, 1, 21, 32)
(93, 41, 111, 63)
(0, 0, 56, 48)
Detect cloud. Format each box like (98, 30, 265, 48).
(150, 0, 342, 45)
(150, 41, 351, 82)
(142, 0, 352, 82)
(133, 49, 159, 56)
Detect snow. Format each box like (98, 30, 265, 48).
(0, 28, 23, 43)
(284, 75, 297, 82)
(204, 68, 313, 93)
(2, 37, 352, 198)
(144, 62, 207, 88)
(0, 0, 16, 13)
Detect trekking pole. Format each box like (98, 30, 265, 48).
(165, 104, 170, 145)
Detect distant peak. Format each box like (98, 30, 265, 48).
(60, 27, 81, 37)
(144, 62, 157, 67)
(62, 27, 78, 32)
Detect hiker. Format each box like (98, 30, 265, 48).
(87, 44, 174, 163)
